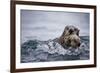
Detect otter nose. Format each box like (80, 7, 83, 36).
(69, 29, 73, 34)
(78, 43, 81, 47)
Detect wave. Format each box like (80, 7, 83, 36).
(21, 36, 89, 63)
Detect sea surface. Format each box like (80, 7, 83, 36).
(21, 36, 89, 63)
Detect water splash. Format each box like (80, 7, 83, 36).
(21, 36, 89, 63)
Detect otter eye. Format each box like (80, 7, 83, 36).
(74, 28, 77, 31)
(65, 27, 69, 30)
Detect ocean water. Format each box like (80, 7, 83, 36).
(21, 36, 89, 63)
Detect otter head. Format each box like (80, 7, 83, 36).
(59, 25, 81, 48)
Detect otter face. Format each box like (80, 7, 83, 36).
(62, 26, 80, 36)
(59, 25, 81, 48)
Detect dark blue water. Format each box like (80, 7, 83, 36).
(21, 36, 89, 63)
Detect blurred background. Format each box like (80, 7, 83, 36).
(21, 10, 90, 43)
